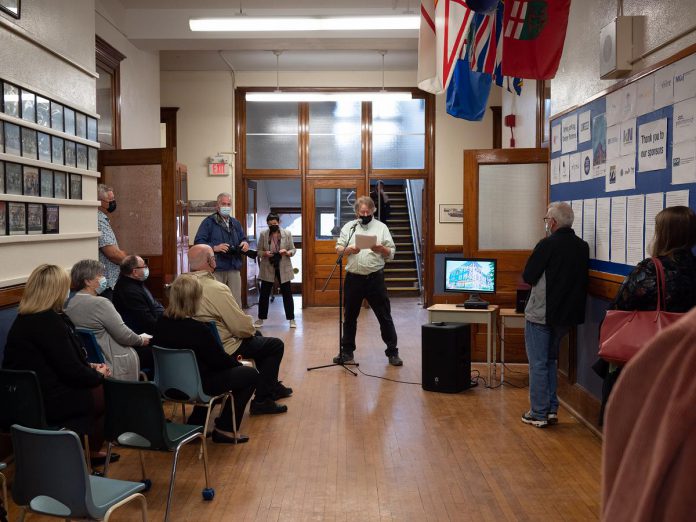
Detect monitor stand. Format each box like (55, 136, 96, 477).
(457, 293, 489, 309)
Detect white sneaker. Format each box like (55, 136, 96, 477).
(289, 319, 297, 328)
(253, 319, 264, 328)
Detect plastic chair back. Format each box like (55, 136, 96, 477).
(103, 378, 172, 451)
(75, 328, 106, 364)
(11, 425, 94, 519)
(206, 321, 226, 352)
(0, 369, 47, 431)
(153, 346, 210, 403)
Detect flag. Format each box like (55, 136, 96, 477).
(446, 56, 492, 121)
(468, 0, 503, 76)
(417, 0, 475, 94)
(501, 0, 571, 79)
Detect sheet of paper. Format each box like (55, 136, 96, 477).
(606, 90, 621, 127)
(596, 198, 610, 261)
(654, 64, 675, 110)
(672, 97, 696, 144)
(672, 140, 696, 184)
(569, 152, 582, 182)
(552, 123, 562, 153)
(583, 199, 596, 259)
(355, 233, 377, 249)
(592, 113, 607, 171)
(594, 162, 607, 179)
(550, 157, 560, 184)
(562, 114, 578, 154)
(620, 118, 636, 157)
(578, 110, 591, 143)
(606, 124, 620, 160)
(638, 118, 668, 172)
(666, 189, 690, 207)
(606, 155, 636, 192)
(571, 200, 583, 236)
(673, 54, 696, 103)
(559, 155, 570, 183)
(618, 83, 637, 122)
(581, 149, 594, 181)
(645, 193, 664, 258)
(626, 195, 645, 266)
(610, 196, 627, 265)
(635, 74, 655, 117)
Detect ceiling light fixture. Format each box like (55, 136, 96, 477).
(189, 15, 419, 32)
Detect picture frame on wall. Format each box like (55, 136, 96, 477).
(69, 173, 82, 200)
(54, 171, 67, 199)
(189, 200, 218, 215)
(76, 143, 88, 170)
(64, 140, 76, 167)
(4, 122, 20, 156)
(44, 204, 59, 234)
(3, 82, 19, 117)
(21, 127, 37, 159)
(20, 89, 35, 123)
(40, 168, 53, 197)
(75, 112, 87, 139)
(88, 147, 98, 171)
(439, 204, 464, 223)
(0, 0, 20, 19)
(51, 101, 64, 132)
(8, 201, 26, 235)
(64, 107, 75, 136)
(0, 201, 7, 236)
(36, 96, 50, 127)
(5, 162, 22, 195)
(23, 166, 39, 197)
(51, 136, 64, 165)
(27, 203, 43, 235)
(38, 132, 51, 162)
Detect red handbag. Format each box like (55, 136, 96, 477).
(598, 257, 684, 365)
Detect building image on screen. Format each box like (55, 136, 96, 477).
(444, 259, 496, 294)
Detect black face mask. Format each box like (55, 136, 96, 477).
(360, 215, 373, 226)
(269, 225, 279, 233)
(107, 201, 117, 213)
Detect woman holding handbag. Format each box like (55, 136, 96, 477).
(595, 205, 696, 422)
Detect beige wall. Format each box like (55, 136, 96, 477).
(502, 80, 537, 149)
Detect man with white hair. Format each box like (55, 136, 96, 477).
(521, 202, 589, 428)
(194, 192, 249, 306)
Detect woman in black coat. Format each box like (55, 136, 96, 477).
(152, 274, 259, 443)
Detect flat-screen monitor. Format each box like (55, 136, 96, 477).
(444, 257, 496, 308)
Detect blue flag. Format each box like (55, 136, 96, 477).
(446, 58, 492, 121)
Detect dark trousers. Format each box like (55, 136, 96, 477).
(236, 334, 284, 402)
(133, 345, 154, 379)
(341, 270, 398, 357)
(190, 365, 258, 432)
(258, 267, 294, 320)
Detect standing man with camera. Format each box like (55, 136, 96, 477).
(194, 192, 249, 306)
(255, 213, 296, 329)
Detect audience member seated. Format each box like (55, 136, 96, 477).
(188, 244, 292, 415)
(1, 264, 112, 464)
(65, 259, 152, 381)
(602, 307, 696, 521)
(113, 254, 164, 334)
(152, 274, 259, 443)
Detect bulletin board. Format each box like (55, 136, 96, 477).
(549, 43, 696, 279)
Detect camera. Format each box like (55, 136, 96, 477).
(224, 245, 258, 260)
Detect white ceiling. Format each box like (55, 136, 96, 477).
(102, 0, 420, 71)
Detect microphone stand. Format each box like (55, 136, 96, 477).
(307, 221, 360, 376)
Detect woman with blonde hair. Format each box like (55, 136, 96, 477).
(152, 274, 259, 443)
(2, 264, 111, 463)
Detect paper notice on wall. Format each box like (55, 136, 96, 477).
(571, 200, 583, 236)
(583, 198, 596, 258)
(672, 140, 696, 185)
(596, 198, 610, 261)
(654, 64, 675, 109)
(606, 124, 620, 160)
(592, 113, 607, 170)
(562, 114, 578, 154)
(626, 195, 645, 266)
(552, 124, 562, 153)
(606, 90, 621, 127)
(581, 149, 594, 181)
(569, 152, 582, 183)
(635, 75, 655, 117)
(638, 118, 668, 172)
(610, 196, 627, 265)
(666, 189, 690, 207)
(606, 155, 636, 192)
(559, 155, 570, 183)
(672, 97, 696, 144)
(645, 193, 664, 258)
(578, 111, 591, 143)
(620, 118, 636, 157)
(618, 83, 637, 122)
(673, 54, 696, 103)
(550, 157, 560, 184)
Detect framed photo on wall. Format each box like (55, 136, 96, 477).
(54, 171, 67, 199)
(439, 204, 464, 223)
(0, 200, 6, 236)
(69, 173, 82, 200)
(0, 0, 20, 19)
(5, 162, 22, 195)
(189, 200, 218, 215)
(40, 168, 53, 197)
(44, 204, 59, 234)
(23, 166, 39, 197)
(27, 203, 43, 234)
(8, 201, 26, 235)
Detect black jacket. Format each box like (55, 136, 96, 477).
(113, 275, 164, 334)
(523, 227, 589, 326)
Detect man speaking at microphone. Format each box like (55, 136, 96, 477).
(333, 195, 402, 367)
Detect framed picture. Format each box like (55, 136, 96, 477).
(0, 161, 4, 193)
(40, 168, 53, 197)
(439, 204, 464, 223)
(36, 96, 50, 127)
(23, 166, 39, 197)
(4, 122, 20, 156)
(0, 120, 4, 152)
(0, 0, 20, 19)
(20, 89, 35, 123)
(50, 101, 64, 131)
(87, 117, 98, 142)
(51, 136, 64, 165)
(189, 200, 218, 215)
(0, 201, 6, 236)
(88, 147, 98, 171)
(64, 107, 75, 136)
(5, 162, 22, 194)
(54, 171, 67, 199)
(44, 204, 59, 234)
(75, 112, 87, 139)
(27, 203, 42, 234)
(3, 82, 19, 117)
(76, 143, 88, 170)
(21, 127, 37, 159)
(69, 173, 82, 200)
(8, 202, 26, 235)
(38, 132, 51, 162)
(64, 140, 76, 167)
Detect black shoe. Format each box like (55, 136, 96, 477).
(250, 399, 288, 415)
(333, 352, 354, 364)
(90, 452, 120, 466)
(388, 355, 403, 366)
(272, 381, 293, 400)
(211, 430, 250, 444)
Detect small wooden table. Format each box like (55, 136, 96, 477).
(499, 308, 526, 383)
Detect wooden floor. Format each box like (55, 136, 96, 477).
(4, 298, 602, 521)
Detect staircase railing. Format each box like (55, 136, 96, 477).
(405, 179, 424, 293)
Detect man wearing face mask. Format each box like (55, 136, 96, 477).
(333, 195, 402, 367)
(97, 184, 128, 300)
(113, 255, 164, 335)
(521, 202, 589, 428)
(194, 192, 249, 306)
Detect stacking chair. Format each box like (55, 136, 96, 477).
(207, 320, 256, 368)
(10, 424, 147, 521)
(102, 378, 214, 522)
(152, 345, 239, 443)
(75, 328, 106, 364)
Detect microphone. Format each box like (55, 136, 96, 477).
(350, 219, 360, 230)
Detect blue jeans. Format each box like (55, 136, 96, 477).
(525, 320, 568, 420)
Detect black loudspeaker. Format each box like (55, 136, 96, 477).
(421, 322, 471, 393)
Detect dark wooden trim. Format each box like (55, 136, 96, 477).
(424, 89, 436, 308)
(557, 374, 603, 437)
(588, 270, 623, 300)
(0, 285, 24, 309)
(95, 36, 124, 150)
(95, 35, 125, 69)
(433, 244, 466, 253)
(160, 107, 179, 149)
(490, 106, 502, 149)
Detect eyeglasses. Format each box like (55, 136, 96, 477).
(135, 265, 148, 269)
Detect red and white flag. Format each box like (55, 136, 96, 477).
(417, 0, 475, 94)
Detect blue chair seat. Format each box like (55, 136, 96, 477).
(88, 476, 148, 516)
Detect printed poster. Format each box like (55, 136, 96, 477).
(626, 195, 645, 266)
(606, 124, 620, 160)
(666, 189, 689, 207)
(620, 118, 636, 157)
(571, 200, 583, 235)
(672, 140, 696, 184)
(581, 149, 594, 181)
(635, 75, 655, 117)
(595, 197, 610, 262)
(638, 118, 668, 172)
(559, 155, 570, 183)
(618, 83, 637, 122)
(673, 54, 696, 103)
(578, 110, 591, 143)
(550, 157, 560, 185)
(562, 114, 578, 154)
(672, 97, 696, 144)
(606, 90, 621, 127)
(583, 198, 596, 258)
(552, 124, 562, 153)
(610, 196, 627, 265)
(592, 113, 607, 176)
(606, 155, 636, 192)
(654, 64, 675, 110)
(569, 152, 582, 182)
(645, 193, 664, 258)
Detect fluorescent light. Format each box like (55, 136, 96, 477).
(190, 16, 419, 32)
(245, 92, 413, 102)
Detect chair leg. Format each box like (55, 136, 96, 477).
(139, 450, 147, 481)
(18, 507, 27, 521)
(200, 398, 215, 459)
(104, 442, 113, 476)
(181, 403, 186, 423)
(164, 446, 183, 522)
(199, 433, 211, 489)
(103, 492, 149, 522)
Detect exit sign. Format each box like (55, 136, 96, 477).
(208, 163, 229, 176)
